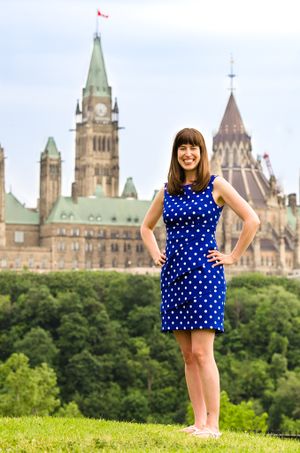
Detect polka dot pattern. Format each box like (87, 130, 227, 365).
(160, 174, 227, 334)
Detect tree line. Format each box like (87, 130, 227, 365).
(0, 270, 299, 433)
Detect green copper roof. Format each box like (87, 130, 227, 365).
(121, 177, 138, 199)
(41, 137, 60, 159)
(83, 35, 110, 98)
(5, 192, 39, 225)
(46, 194, 163, 227)
(287, 206, 300, 231)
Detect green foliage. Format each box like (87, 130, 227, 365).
(55, 401, 83, 418)
(0, 271, 299, 433)
(219, 391, 268, 433)
(0, 353, 60, 416)
(14, 327, 58, 367)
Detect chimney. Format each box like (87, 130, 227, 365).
(287, 193, 297, 214)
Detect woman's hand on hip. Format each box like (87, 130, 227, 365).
(153, 250, 166, 267)
(207, 250, 237, 267)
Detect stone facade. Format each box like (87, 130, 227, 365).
(0, 35, 299, 277)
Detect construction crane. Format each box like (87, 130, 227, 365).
(263, 152, 275, 177)
(261, 152, 283, 195)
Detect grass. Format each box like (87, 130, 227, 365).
(0, 417, 299, 452)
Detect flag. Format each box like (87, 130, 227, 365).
(97, 9, 109, 18)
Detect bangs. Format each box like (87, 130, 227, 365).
(175, 128, 202, 148)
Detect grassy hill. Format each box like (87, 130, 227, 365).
(0, 417, 298, 452)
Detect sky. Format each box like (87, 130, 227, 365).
(0, 0, 300, 208)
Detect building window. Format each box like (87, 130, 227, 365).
(0, 258, 7, 268)
(93, 136, 97, 151)
(98, 136, 102, 151)
(112, 258, 117, 267)
(107, 137, 111, 151)
(71, 228, 80, 236)
(85, 243, 93, 252)
(136, 244, 144, 253)
(41, 259, 47, 269)
(57, 241, 65, 251)
(28, 258, 34, 268)
(58, 259, 64, 269)
(71, 242, 80, 251)
(57, 228, 66, 236)
(15, 258, 21, 268)
(50, 165, 58, 177)
(98, 243, 106, 252)
(111, 243, 118, 252)
(124, 243, 131, 252)
(86, 260, 92, 269)
(72, 260, 78, 269)
(14, 231, 24, 243)
(102, 136, 106, 151)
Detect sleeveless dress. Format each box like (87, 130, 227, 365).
(160, 174, 227, 334)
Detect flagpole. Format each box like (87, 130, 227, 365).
(96, 9, 99, 37)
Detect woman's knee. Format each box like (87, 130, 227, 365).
(192, 347, 213, 367)
(181, 349, 195, 365)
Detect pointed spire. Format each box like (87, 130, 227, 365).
(213, 93, 251, 147)
(113, 97, 119, 114)
(75, 99, 81, 115)
(42, 137, 60, 159)
(83, 35, 110, 98)
(121, 177, 138, 199)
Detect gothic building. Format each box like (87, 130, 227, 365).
(0, 34, 164, 271)
(0, 34, 299, 276)
(211, 93, 300, 276)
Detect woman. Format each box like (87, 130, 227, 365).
(140, 128, 260, 438)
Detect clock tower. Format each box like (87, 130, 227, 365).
(74, 34, 119, 197)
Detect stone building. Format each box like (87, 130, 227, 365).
(0, 34, 165, 272)
(0, 33, 299, 276)
(211, 92, 300, 277)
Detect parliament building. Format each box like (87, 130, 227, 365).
(0, 33, 299, 277)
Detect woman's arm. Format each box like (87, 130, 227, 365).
(140, 187, 166, 267)
(207, 176, 261, 267)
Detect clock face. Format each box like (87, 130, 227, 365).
(95, 103, 108, 118)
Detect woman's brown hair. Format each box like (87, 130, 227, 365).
(167, 128, 210, 195)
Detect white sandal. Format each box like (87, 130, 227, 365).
(192, 427, 222, 438)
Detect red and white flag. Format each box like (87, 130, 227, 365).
(97, 9, 109, 18)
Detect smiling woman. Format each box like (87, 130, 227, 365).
(140, 126, 260, 439)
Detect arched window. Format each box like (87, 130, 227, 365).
(102, 136, 106, 151)
(98, 136, 102, 151)
(107, 138, 111, 151)
(93, 136, 97, 151)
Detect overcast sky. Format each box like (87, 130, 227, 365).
(0, 0, 299, 207)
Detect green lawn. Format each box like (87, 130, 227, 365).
(0, 417, 299, 452)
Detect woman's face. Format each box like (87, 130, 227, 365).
(177, 143, 201, 171)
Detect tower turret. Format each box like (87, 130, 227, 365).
(74, 34, 119, 198)
(39, 137, 61, 224)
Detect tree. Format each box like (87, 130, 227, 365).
(14, 327, 59, 367)
(0, 353, 60, 416)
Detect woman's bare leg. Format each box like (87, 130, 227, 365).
(173, 330, 207, 428)
(191, 329, 220, 431)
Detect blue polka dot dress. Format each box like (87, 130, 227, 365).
(160, 174, 227, 334)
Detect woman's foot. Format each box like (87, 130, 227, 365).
(192, 426, 222, 438)
(179, 424, 204, 433)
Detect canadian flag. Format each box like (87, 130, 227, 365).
(97, 9, 109, 18)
